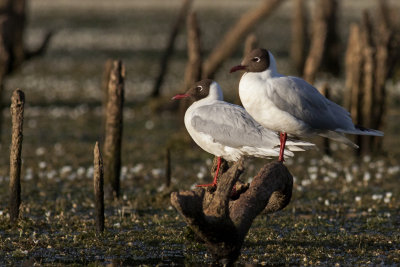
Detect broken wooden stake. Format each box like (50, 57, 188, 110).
(9, 89, 25, 224)
(202, 0, 284, 79)
(94, 142, 105, 233)
(101, 60, 114, 109)
(171, 159, 293, 264)
(151, 0, 193, 98)
(101, 59, 114, 133)
(103, 60, 125, 199)
(0, 0, 53, 141)
(180, 11, 202, 117)
(344, 1, 398, 155)
(303, 0, 339, 83)
(183, 11, 202, 92)
(290, 0, 308, 75)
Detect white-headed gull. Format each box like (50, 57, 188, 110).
(172, 79, 314, 187)
(230, 48, 383, 161)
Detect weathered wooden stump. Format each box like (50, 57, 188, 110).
(344, 1, 398, 155)
(171, 159, 293, 264)
(9, 89, 25, 224)
(103, 60, 125, 199)
(93, 142, 105, 233)
(0, 0, 53, 140)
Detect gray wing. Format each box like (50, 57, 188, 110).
(268, 77, 355, 131)
(191, 101, 279, 148)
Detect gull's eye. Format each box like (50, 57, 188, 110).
(197, 86, 203, 91)
(252, 57, 261, 62)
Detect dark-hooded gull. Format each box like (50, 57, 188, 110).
(230, 48, 383, 161)
(172, 79, 314, 187)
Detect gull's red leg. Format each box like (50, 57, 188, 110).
(196, 157, 221, 187)
(278, 132, 287, 162)
(211, 157, 222, 184)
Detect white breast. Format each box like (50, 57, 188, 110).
(239, 72, 308, 135)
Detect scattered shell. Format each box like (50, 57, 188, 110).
(145, 120, 154, 130)
(372, 194, 383, 201)
(36, 147, 46, 156)
(131, 163, 144, 174)
(363, 172, 371, 182)
(38, 161, 47, 169)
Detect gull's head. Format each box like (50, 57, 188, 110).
(230, 48, 274, 73)
(172, 79, 223, 102)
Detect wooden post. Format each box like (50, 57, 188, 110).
(179, 11, 202, 116)
(101, 59, 114, 133)
(290, 0, 308, 75)
(93, 142, 105, 233)
(9, 89, 24, 224)
(0, 0, 52, 142)
(183, 11, 202, 91)
(344, 1, 397, 155)
(345, 18, 370, 155)
(202, 0, 285, 79)
(360, 12, 375, 154)
(151, 0, 192, 98)
(303, 0, 339, 83)
(372, 0, 395, 151)
(103, 60, 125, 199)
(303, 0, 327, 83)
(101, 59, 114, 107)
(0, 0, 53, 73)
(344, 24, 363, 116)
(1, 0, 26, 69)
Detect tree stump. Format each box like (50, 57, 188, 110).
(151, 0, 192, 98)
(9, 89, 25, 224)
(344, 0, 398, 155)
(171, 159, 293, 264)
(179, 11, 202, 118)
(103, 60, 125, 199)
(0, 0, 53, 141)
(303, 0, 339, 83)
(202, 0, 284, 79)
(290, 0, 308, 75)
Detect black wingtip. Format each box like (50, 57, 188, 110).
(355, 125, 384, 136)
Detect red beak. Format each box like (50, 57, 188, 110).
(230, 65, 247, 73)
(171, 94, 190, 100)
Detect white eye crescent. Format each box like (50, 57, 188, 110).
(252, 57, 261, 63)
(197, 86, 203, 91)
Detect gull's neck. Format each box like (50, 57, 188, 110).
(197, 81, 224, 105)
(248, 51, 282, 79)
